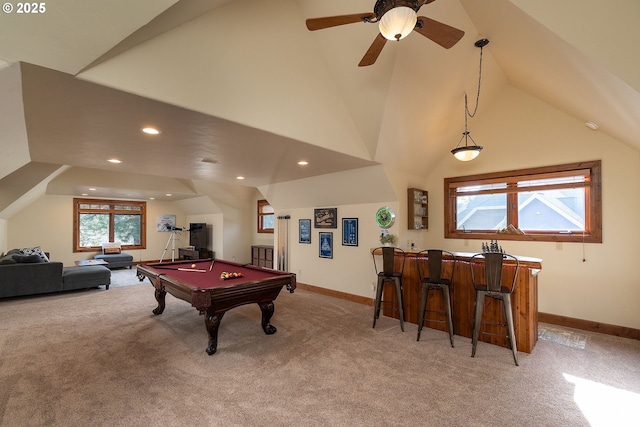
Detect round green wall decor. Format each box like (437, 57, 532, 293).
(375, 206, 396, 229)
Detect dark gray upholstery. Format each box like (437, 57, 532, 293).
(0, 261, 64, 298)
(93, 253, 133, 269)
(0, 248, 111, 298)
(62, 266, 111, 290)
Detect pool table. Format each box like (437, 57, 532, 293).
(137, 258, 296, 355)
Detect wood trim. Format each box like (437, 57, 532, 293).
(444, 160, 602, 243)
(296, 282, 375, 307)
(539, 312, 640, 340)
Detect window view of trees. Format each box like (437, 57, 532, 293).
(74, 199, 146, 252)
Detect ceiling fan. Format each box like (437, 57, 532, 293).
(306, 0, 464, 66)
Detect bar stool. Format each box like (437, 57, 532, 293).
(415, 249, 456, 346)
(470, 252, 520, 365)
(372, 246, 406, 331)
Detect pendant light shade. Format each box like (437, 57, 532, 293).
(452, 39, 489, 161)
(379, 6, 417, 41)
(451, 132, 483, 161)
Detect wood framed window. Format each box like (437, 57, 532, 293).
(73, 198, 146, 252)
(257, 199, 274, 234)
(444, 160, 602, 243)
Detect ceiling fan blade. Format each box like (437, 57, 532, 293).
(306, 13, 375, 31)
(358, 34, 387, 67)
(413, 16, 464, 49)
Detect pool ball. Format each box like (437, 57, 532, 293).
(191, 263, 196, 268)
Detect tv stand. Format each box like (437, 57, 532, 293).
(178, 248, 213, 260)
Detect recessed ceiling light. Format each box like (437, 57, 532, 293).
(142, 127, 160, 135)
(585, 121, 599, 130)
(298, 161, 309, 166)
(89, 188, 96, 191)
(81, 193, 88, 196)
(149, 197, 155, 200)
(107, 158, 122, 164)
(236, 176, 245, 180)
(165, 193, 172, 197)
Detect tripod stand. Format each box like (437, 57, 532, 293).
(160, 228, 182, 262)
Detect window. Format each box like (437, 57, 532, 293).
(258, 199, 274, 233)
(74, 198, 146, 252)
(444, 161, 602, 243)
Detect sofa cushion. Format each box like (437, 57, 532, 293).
(94, 253, 133, 269)
(62, 266, 111, 290)
(19, 246, 49, 262)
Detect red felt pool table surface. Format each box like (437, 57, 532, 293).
(141, 259, 288, 290)
(137, 258, 296, 355)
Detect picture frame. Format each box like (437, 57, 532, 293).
(314, 208, 337, 228)
(342, 218, 358, 247)
(319, 232, 333, 259)
(299, 219, 311, 244)
(157, 214, 176, 232)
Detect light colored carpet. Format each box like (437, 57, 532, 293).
(0, 269, 639, 426)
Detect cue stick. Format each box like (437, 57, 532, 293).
(177, 268, 206, 272)
(209, 258, 215, 271)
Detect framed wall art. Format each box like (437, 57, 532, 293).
(342, 218, 358, 247)
(319, 232, 333, 259)
(299, 219, 311, 244)
(157, 214, 176, 232)
(314, 208, 337, 228)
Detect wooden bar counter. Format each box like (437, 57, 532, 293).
(376, 249, 542, 353)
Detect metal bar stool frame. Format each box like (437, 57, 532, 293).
(372, 246, 406, 332)
(415, 249, 456, 346)
(470, 252, 520, 365)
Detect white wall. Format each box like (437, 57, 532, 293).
(4, 84, 639, 332)
(285, 202, 401, 300)
(6, 195, 187, 266)
(266, 86, 640, 331)
(423, 85, 640, 329)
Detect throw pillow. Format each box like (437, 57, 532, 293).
(0, 255, 17, 265)
(14, 254, 43, 263)
(20, 246, 50, 262)
(102, 242, 122, 254)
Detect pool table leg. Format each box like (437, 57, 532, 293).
(204, 312, 225, 355)
(152, 288, 166, 315)
(259, 301, 277, 335)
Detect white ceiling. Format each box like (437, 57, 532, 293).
(0, 0, 638, 204)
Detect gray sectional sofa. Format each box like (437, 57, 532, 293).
(0, 248, 110, 298)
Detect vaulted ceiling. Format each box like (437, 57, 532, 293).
(0, 0, 638, 207)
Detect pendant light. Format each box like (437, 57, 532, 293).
(451, 38, 489, 161)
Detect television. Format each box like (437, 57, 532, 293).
(189, 223, 207, 251)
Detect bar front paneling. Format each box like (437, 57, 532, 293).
(377, 249, 541, 353)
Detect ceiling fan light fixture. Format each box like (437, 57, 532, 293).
(379, 6, 417, 41)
